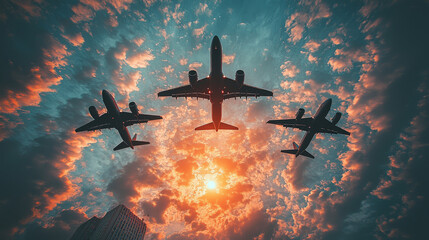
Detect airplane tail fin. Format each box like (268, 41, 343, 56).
(113, 134, 150, 151)
(195, 122, 238, 131)
(281, 142, 314, 159)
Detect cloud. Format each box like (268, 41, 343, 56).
(188, 62, 203, 69)
(222, 208, 278, 240)
(18, 209, 88, 240)
(62, 32, 85, 47)
(303, 40, 321, 52)
(114, 70, 141, 95)
(284, 1, 331, 43)
(280, 61, 300, 78)
(196, 3, 211, 16)
(125, 51, 155, 68)
(223, 54, 235, 64)
(141, 190, 174, 224)
(179, 58, 188, 66)
(328, 45, 376, 73)
(0, 34, 69, 114)
(107, 0, 133, 14)
(70, 4, 94, 23)
(107, 158, 163, 205)
(193, 24, 207, 37)
(308, 54, 317, 63)
(0, 95, 100, 239)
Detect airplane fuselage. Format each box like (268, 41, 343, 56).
(102, 90, 133, 149)
(297, 99, 332, 156)
(208, 36, 225, 131)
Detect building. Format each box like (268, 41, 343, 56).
(70, 216, 101, 240)
(70, 204, 147, 240)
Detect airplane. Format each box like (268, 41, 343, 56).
(75, 90, 162, 151)
(267, 98, 350, 158)
(158, 35, 273, 131)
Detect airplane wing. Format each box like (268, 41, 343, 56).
(318, 119, 351, 135)
(75, 114, 113, 132)
(223, 78, 273, 100)
(158, 78, 210, 99)
(267, 118, 313, 131)
(120, 112, 162, 127)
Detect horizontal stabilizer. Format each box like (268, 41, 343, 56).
(281, 149, 298, 154)
(219, 122, 238, 130)
(195, 122, 239, 131)
(114, 134, 150, 151)
(281, 142, 315, 159)
(195, 122, 215, 130)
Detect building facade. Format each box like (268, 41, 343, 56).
(70, 204, 146, 240)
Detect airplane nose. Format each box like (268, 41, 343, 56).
(211, 35, 221, 49)
(326, 98, 332, 106)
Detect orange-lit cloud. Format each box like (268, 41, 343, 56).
(0, 36, 69, 114)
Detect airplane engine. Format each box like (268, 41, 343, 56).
(331, 112, 342, 125)
(129, 102, 139, 115)
(89, 106, 99, 119)
(235, 70, 244, 89)
(296, 108, 305, 120)
(189, 70, 198, 89)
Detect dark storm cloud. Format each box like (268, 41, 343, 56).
(223, 208, 278, 240)
(107, 157, 163, 204)
(319, 1, 429, 239)
(17, 209, 88, 240)
(0, 94, 99, 239)
(0, 1, 67, 112)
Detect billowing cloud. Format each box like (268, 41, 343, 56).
(2, 0, 428, 239)
(303, 40, 320, 52)
(71, 4, 94, 23)
(0, 35, 69, 114)
(125, 51, 155, 68)
(280, 61, 300, 78)
(193, 24, 207, 37)
(0, 95, 100, 239)
(223, 54, 235, 64)
(62, 32, 85, 46)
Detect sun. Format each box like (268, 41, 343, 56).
(206, 180, 217, 190)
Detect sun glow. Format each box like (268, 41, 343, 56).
(207, 180, 216, 189)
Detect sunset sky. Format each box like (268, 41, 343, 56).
(1, 0, 428, 239)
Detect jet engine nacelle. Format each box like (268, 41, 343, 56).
(331, 112, 342, 125)
(129, 102, 139, 115)
(189, 70, 198, 89)
(89, 106, 99, 119)
(296, 108, 305, 120)
(235, 70, 244, 89)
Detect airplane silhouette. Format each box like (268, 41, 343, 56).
(158, 36, 273, 131)
(267, 98, 350, 158)
(75, 90, 162, 151)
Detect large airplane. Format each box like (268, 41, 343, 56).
(267, 98, 350, 158)
(158, 35, 273, 131)
(75, 90, 162, 151)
